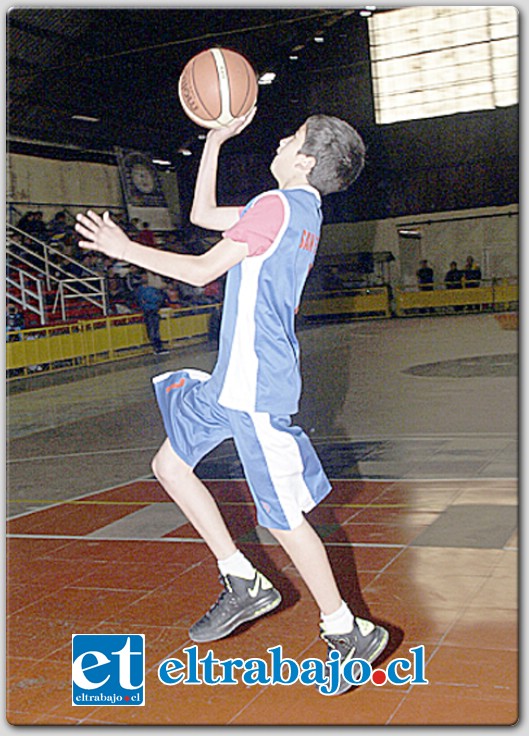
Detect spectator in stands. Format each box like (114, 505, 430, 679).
(203, 278, 223, 303)
(28, 211, 49, 242)
(178, 281, 206, 306)
(164, 280, 182, 308)
(135, 271, 169, 354)
(416, 259, 434, 291)
(16, 210, 35, 234)
(106, 265, 126, 309)
(124, 264, 144, 307)
(6, 304, 25, 341)
(444, 261, 463, 289)
(137, 222, 157, 247)
(80, 252, 98, 275)
(464, 256, 482, 288)
(48, 211, 71, 244)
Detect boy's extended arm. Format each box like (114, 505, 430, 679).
(75, 211, 248, 287)
(190, 109, 256, 232)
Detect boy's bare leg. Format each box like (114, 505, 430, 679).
(152, 438, 237, 561)
(153, 438, 282, 643)
(268, 518, 343, 616)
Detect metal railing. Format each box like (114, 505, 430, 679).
(6, 268, 46, 325)
(6, 224, 108, 321)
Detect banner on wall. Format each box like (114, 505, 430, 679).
(114, 147, 173, 230)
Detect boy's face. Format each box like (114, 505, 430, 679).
(270, 123, 313, 185)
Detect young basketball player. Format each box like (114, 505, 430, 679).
(75, 111, 389, 695)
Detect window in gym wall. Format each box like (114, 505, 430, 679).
(367, 6, 518, 124)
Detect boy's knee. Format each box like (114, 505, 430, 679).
(151, 441, 191, 485)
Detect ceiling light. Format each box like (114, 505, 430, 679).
(258, 72, 276, 85)
(178, 148, 192, 156)
(360, 10, 372, 17)
(398, 229, 422, 239)
(289, 54, 299, 61)
(314, 35, 324, 43)
(152, 159, 171, 166)
(71, 114, 100, 123)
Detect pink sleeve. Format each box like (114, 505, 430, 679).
(223, 194, 285, 257)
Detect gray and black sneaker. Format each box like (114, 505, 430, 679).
(188, 571, 282, 643)
(320, 616, 389, 696)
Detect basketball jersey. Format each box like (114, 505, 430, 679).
(210, 186, 322, 415)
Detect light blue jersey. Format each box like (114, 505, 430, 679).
(212, 186, 322, 415)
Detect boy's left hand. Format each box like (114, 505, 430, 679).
(75, 211, 131, 260)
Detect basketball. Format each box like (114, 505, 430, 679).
(178, 47, 258, 129)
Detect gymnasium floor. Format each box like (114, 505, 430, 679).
(5, 313, 518, 727)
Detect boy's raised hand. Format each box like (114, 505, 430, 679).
(206, 106, 257, 145)
(75, 210, 131, 260)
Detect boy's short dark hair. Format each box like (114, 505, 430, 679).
(301, 114, 366, 196)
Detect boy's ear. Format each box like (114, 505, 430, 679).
(296, 153, 316, 175)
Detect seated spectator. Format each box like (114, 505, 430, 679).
(203, 278, 223, 303)
(80, 252, 98, 274)
(48, 211, 71, 244)
(164, 280, 182, 308)
(17, 210, 35, 233)
(106, 266, 126, 311)
(178, 281, 206, 306)
(27, 211, 49, 242)
(6, 304, 25, 340)
(124, 264, 144, 307)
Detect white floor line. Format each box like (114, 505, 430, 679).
(6, 473, 154, 521)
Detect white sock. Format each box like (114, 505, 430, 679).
(321, 601, 354, 634)
(218, 550, 256, 580)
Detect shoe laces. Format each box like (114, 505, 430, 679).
(203, 575, 236, 618)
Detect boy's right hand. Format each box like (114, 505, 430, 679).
(75, 210, 131, 260)
(206, 106, 257, 145)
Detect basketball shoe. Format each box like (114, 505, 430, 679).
(188, 571, 282, 642)
(320, 616, 390, 696)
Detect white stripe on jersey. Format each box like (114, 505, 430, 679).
(218, 191, 291, 411)
(250, 412, 316, 529)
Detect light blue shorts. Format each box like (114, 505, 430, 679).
(152, 369, 331, 530)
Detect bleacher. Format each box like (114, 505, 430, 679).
(6, 223, 109, 327)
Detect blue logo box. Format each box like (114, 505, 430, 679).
(72, 634, 145, 706)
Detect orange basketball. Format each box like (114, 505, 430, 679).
(178, 47, 258, 129)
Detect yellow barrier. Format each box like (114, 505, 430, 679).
(7, 282, 517, 379)
(394, 280, 518, 316)
(6, 306, 217, 377)
(301, 286, 391, 319)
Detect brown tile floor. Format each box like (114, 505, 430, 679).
(6, 477, 518, 726)
(6, 315, 519, 725)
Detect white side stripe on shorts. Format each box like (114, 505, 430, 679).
(250, 412, 316, 529)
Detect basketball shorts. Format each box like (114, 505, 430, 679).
(152, 369, 332, 531)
